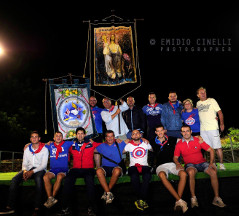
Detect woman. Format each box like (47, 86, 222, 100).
(182, 99, 200, 136)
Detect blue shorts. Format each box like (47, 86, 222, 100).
(185, 162, 210, 172)
(101, 166, 123, 177)
(49, 168, 68, 176)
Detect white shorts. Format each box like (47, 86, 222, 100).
(156, 162, 183, 178)
(200, 130, 222, 149)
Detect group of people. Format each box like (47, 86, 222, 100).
(0, 87, 226, 216)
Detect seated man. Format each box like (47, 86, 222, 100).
(0, 131, 49, 215)
(58, 127, 101, 216)
(94, 130, 126, 204)
(43, 131, 73, 208)
(152, 125, 188, 213)
(123, 129, 152, 211)
(173, 125, 226, 208)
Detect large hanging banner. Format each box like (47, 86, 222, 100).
(88, 19, 142, 101)
(49, 79, 97, 140)
(94, 26, 137, 86)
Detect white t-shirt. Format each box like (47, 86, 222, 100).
(196, 98, 221, 131)
(124, 141, 152, 167)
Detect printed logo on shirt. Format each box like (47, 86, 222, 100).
(131, 147, 146, 159)
(198, 104, 211, 112)
(50, 146, 65, 157)
(185, 117, 195, 125)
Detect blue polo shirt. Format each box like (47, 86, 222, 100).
(96, 142, 126, 167)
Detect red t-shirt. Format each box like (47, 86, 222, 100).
(69, 141, 101, 169)
(174, 136, 210, 165)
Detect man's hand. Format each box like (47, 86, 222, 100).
(23, 170, 34, 181)
(175, 163, 184, 170)
(208, 163, 217, 171)
(23, 143, 31, 151)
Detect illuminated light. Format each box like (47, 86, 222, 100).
(0, 46, 4, 56)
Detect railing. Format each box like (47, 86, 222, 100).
(0, 151, 23, 172)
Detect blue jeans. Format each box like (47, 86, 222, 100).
(62, 168, 96, 209)
(8, 169, 45, 209)
(128, 166, 152, 200)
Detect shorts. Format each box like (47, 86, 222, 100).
(185, 162, 210, 173)
(200, 130, 221, 149)
(156, 162, 184, 178)
(49, 168, 68, 176)
(101, 166, 123, 177)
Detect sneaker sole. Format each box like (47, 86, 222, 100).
(0, 211, 15, 215)
(212, 202, 226, 208)
(134, 202, 144, 211)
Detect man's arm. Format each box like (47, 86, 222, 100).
(173, 156, 184, 170)
(217, 110, 224, 132)
(206, 147, 217, 170)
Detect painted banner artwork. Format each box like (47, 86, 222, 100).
(94, 26, 137, 86)
(53, 87, 94, 139)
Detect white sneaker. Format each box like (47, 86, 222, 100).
(191, 196, 199, 208)
(219, 163, 226, 170)
(101, 192, 107, 201)
(174, 199, 188, 213)
(105, 192, 114, 204)
(44, 196, 58, 208)
(212, 197, 226, 208)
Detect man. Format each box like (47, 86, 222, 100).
(0, 131, 48, 215)
(89, 95, 104, 168)
(43, 131, 72, 208)
(94, 130, 126, 204)
(101, 98, 129, 140)
(58, 127, 101, 216)
(152, 125, 188, 213)
(174, 125, 226, 208)
(123, 96, 146, 139)
(161, 91, 183, 138)
(142, 92, 163, 143)
(124, 129, 152, 211)
(89, 96, 104, 141)
(196, 87, 225, 170)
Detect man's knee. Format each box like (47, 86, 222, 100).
(158, 171, 167, 180)
(186, 168, 196, 177)
(96, 168, 105, 176)
(112, 167, 122, 177)
(178, 170, 187, 179)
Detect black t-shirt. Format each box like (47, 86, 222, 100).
(151, 136, 177, 166)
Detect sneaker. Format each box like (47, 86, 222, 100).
(212, 197, 226, 208)
(142, 200, 149, 209)
(105, 192, 114, 204)
(0, 207, 15, 214)
(219, 163, 226, 170)
(135, 200, 145, 211)
(101, 192, 107, 201)
(57, 208, 71, 216)
(88, 207, 96, 216)
(191, 196, 199, 208)
(44, 196, 58, 208)
(175, 199, 188, 213)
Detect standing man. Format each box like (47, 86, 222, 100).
(142, 92, 163, 143)
(161, 91, 183, 138)
(43, 131, 72, 208)
(123, 96, 146, 139)
(89, 96, 104, 142)
(58, 127, 101, 216)
(124, 129, 152, 211)
(89, 95, 104, 168)
(174, 125, 226, 208)
(152, 125, 188, 213)
(0, 131, 49, 216)
(101, 98, 129, 140)
(95, 130, 126, 204)
(196, 87, 225, 170)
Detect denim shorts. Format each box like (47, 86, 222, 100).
(101, 166, 123, 177)
(185, 162, 210, 172)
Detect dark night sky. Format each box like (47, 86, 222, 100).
(0, 1, 238, 147)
